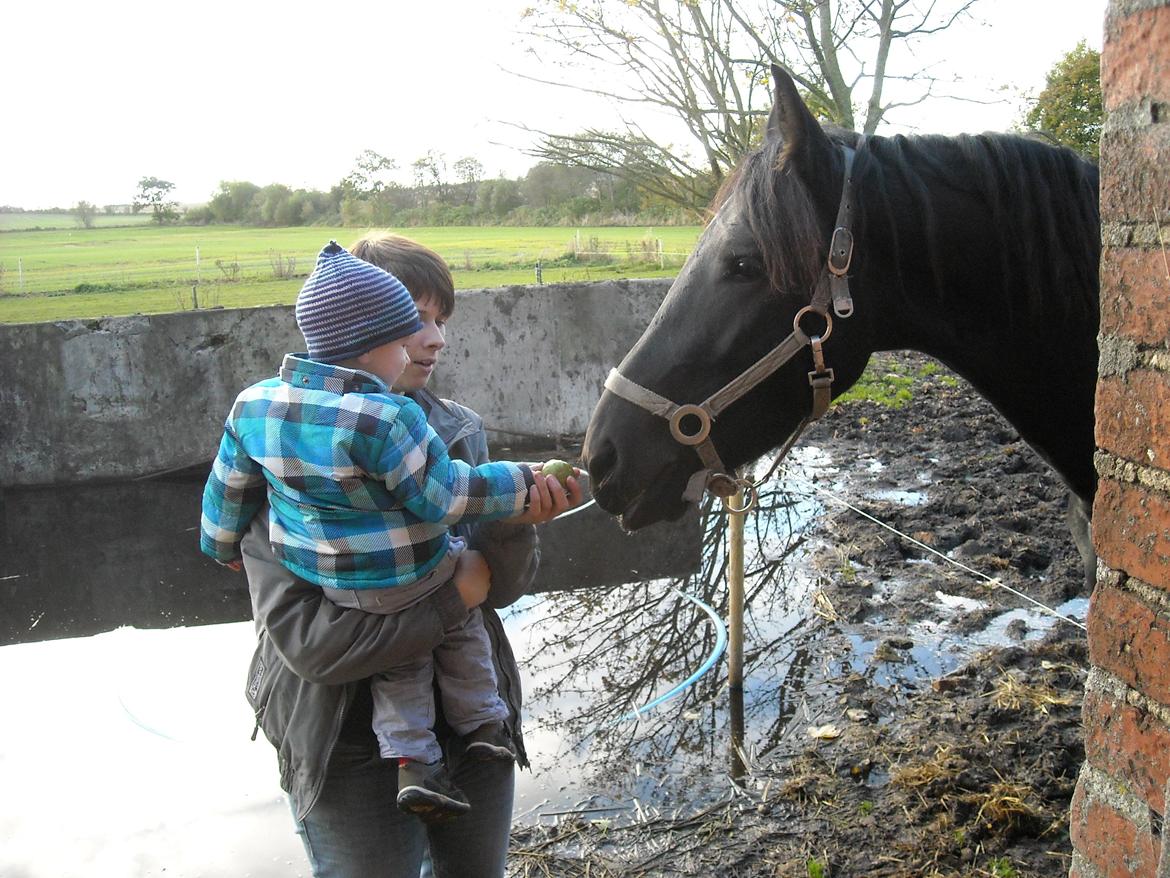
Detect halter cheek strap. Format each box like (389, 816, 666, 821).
(603, 139, 863, 508)
(820, 141, 862, 319)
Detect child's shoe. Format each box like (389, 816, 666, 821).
(465, 721, 515, 762)
(396, 760, 470, 822)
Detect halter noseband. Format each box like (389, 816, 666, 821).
(603, 140, 862, 508)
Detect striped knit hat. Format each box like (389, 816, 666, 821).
(295, 241, 423, 363)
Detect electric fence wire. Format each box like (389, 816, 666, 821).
(573, 455, 1087, 731)
(783, 468, 1088, 632)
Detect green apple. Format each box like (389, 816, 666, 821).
(541, 459, 575, 487)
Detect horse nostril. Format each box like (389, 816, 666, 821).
(584, 437, 617, 486)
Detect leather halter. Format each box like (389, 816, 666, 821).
(603, 140, 862, 507)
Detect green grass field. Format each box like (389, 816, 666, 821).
(0, 224, 701, 323)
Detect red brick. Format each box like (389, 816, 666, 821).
(1100, 122, 1170, 222)
(1099, 247, 1170, 344)
(1094, 479, 1170, 588)
(1088, 581, 1170, 704)
(1103, 7, 1170, 111)
(1096, 372, 1170, 467)
(1083, 683, 1170, 812)
(1069, 789, 1161, 877)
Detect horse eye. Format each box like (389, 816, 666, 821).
(728, 256, 763, 280)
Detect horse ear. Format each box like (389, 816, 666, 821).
(766, 64, 831, 159)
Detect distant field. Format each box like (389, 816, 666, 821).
(0, 224, 701, 323)
(0, 211, 155, 231)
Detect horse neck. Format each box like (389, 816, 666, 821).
(911, 320, 1097, 499)
(856, 142, 1100, 499)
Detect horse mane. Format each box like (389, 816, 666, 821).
(714, 128, 1100, 324)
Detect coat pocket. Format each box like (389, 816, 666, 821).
(244, 632, 289, 747)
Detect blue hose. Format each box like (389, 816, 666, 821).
(550, 468, 728, 724)
(612, 587, 728, 724)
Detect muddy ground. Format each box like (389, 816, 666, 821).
(509, 351, 1090, 878)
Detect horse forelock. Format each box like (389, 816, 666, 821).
(712, 138, 826, 300)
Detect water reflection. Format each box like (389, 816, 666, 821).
(508, 481, 826, 818)
(0, 471, 249, 645)
(1, 443, 1089, 865)
(0, 462, 698, 648)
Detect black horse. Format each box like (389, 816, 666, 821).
(583, 66, 1100, 582)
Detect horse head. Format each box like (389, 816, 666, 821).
(584, 66, 876, 530)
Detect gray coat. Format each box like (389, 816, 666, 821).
(241, 388, 538, 820)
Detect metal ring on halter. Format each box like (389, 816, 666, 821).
(722, 478, 758, 514)
(792, 306, 833, 345)
(669, 403, 712, 445)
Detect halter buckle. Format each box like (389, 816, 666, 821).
(808, 367, 835, 389)
(827, 226, 854, 276)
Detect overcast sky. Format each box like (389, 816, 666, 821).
(3, 0, 1106, 210)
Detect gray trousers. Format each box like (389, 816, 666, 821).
(371, 606, 508, 763)
(320, 544, 508, 764)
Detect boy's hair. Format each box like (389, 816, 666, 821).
(349, 233, 455, 319)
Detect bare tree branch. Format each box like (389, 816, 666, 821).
(513, 0, 984, 212)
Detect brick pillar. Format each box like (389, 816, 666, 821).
(1071, 2, 1170, 876)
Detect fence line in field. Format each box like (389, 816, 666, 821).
(0, 243, 695, 296)
(0, 255, 307, 295)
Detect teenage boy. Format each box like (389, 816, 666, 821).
(202, 241, 559, 822)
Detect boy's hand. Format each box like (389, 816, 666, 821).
(509, 465, 584, 524)
(454, 550, 491, 609)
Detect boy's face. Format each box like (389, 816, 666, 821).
(393, 294, 449, 393)
(356, 338, 411, 388)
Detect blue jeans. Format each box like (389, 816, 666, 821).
(292, 735, 515, 878)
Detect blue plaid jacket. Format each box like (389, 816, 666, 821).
(200, 354, 533, 590)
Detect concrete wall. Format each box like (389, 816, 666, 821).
(1069, 4, 1170, 876)
(0, 278, 671, 486)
